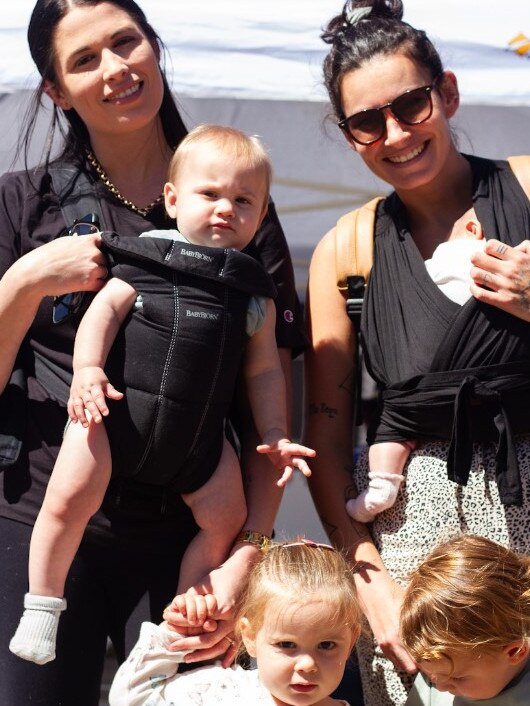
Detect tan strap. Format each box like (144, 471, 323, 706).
(508, 155, 530, 200)
(335, 196, 383, 290)
(334, 157, 529, 291)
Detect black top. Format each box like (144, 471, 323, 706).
(0, 163, 307, 546)
(361, 155, 530, 504)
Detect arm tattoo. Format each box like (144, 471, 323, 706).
(321, 516, 369, 547)
(319, 481, 370, 549)
(307, 368, 355, 417)
(308, 402, 338, 419)
(339, 368, 355, 395)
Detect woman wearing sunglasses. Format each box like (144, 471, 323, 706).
(304, 1, 530, 705)
(0, 1, 306, 704)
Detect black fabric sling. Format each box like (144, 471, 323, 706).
(361, 155, 530, 505)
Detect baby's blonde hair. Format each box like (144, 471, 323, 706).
(169, 124, 272, 210)
(235, 540, 361, 642)
(401, 535, 530, 663)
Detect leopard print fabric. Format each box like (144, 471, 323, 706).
(352, 435, 530, 706)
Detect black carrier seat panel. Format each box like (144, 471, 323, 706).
(101, 232, 276, 494)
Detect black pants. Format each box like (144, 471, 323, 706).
(0, 514, 196, 706)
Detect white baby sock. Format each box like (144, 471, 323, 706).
(9, 593, 67, 665)
(346, 471, 404, 523)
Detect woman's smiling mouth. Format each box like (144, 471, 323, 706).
(104, 82, 143, 103)
(387, 142, 427, 164)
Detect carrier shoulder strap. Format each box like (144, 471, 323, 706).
(1, 163, 103, 467)
(102, 232, 277, 299)
(333, 196, 382, 424)
(334, 155, 530, 294)
(48, 163, 109, 231)
(508, 155, 530, 200)
(335, 196, 383, 291)
(34, 163, 109, 407)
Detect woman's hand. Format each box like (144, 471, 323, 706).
(0, 232, 107, 393)
(162, 613, 238, 668)
(470, 239, 530, 321)
(18, 232, 107, 299)
(162, 543, 260, 667)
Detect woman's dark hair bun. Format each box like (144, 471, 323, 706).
(322, 0, 403, 45)
(369, 0, 403, 21)
(321, 0, 443, 123)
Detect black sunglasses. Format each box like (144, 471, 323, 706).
(338, 79, 440, 146)
(52, 213, 100, 325)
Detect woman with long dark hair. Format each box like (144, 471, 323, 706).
(305, 1, 530, 704)
(0, 2, 306, 703)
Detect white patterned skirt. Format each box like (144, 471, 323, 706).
(352, 436, 530, 706)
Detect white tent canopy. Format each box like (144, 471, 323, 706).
(1, 1, 529, 267)
(2, 1, 530, 104)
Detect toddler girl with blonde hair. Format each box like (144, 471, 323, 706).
(109, 540, 362, 706)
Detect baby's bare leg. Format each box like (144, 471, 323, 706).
(179, 438, 246, 593)
(29, 420, 111, 596)
(10, 419, 111, 664)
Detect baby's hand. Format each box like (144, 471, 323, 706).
(257, 436, 316, 487)
(168, 592, 218, 627)
(68, 366, 123, 426)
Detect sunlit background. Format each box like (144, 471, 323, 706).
(2, 5, 529, 701)
(1, 0, 529, 554)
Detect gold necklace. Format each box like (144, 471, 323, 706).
(86, 149, 164, 217)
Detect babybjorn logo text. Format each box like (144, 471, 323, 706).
(186, 310, 219, 321)
(181, 248, 214, 263)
